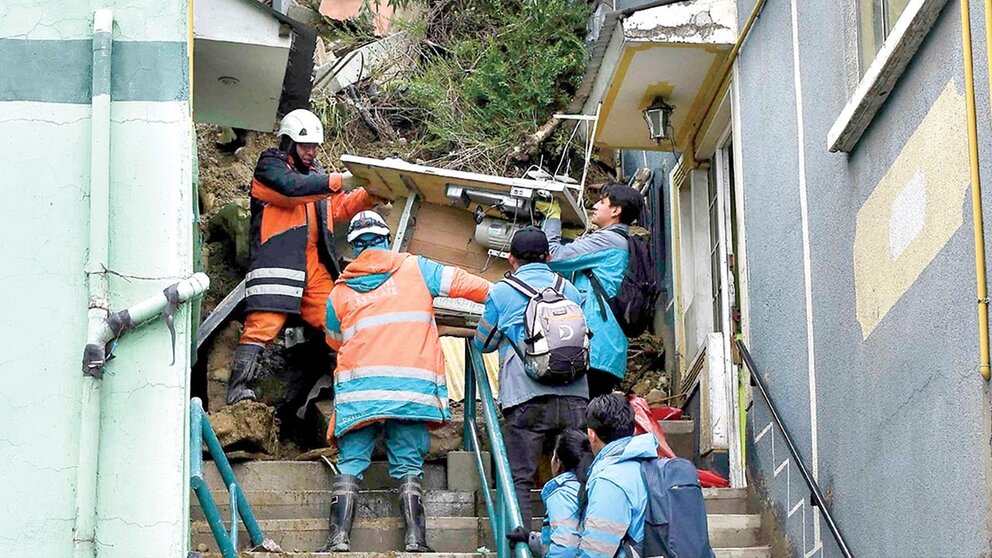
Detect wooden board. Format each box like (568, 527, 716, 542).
(342, 154, 587, 226)
(406, 202, 510, 282)
(332, 200, 510, 282)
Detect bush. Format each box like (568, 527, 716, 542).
(389, 0, 592, 173)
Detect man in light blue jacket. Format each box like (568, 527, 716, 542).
(538, 184, 643, 397)
(474, 227, 589, 525)
(578, 394, 658, 558)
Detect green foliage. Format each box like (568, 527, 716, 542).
(390, 0, 592, 173)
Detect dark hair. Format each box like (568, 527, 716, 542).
(555, 429, 595, 515)
(554, 429, 593, 474)
(601, 183, 644, 225)
(514, 251, 548, 265)
(586, 394, 634, 445)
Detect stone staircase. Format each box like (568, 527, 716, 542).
(192, 422, 771, 557)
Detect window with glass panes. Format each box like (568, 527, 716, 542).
(858, 0, 910, 76)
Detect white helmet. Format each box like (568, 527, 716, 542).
(347, 210, 391, 242)
(278, 108, 324, 144)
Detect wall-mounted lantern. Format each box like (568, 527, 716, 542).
(643, 98, 675, 143)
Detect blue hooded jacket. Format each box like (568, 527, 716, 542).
(543, 218, 629, 379)
(538, 471, 582, 558)
(577, 434, 658, 558)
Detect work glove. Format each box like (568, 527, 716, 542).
(506, 527, 530, 544)
(340, 171, 368, 190)
(534, 199, 561, 220)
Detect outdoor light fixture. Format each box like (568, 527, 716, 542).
(643, 98, 674, 143)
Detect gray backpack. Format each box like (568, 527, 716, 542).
(502, 274, 590, 386)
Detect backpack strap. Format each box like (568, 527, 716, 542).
(490, 274, 535, 362)
(503, 273, 540, 298)
(552, 274, 565, 293)
(583, 270, 611, 321)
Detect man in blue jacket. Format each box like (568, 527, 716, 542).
(538, 184, 644, 397)
(474, 227, 589, 525)
(578, 394, 658, 558)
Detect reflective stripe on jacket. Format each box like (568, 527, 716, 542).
(326, 250, 491, 436)
(246, 148, 373, 314)
(577, 434, 658, 558)
(541, 472, 582, 558)
(543, 218, 629, 378)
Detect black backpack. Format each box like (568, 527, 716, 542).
(620, 457, 715, 558)
(586, 231, 660, 337)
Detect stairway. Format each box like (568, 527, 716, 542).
(192, 423, 771, 557)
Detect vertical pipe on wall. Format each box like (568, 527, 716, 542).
(74, 10, 112, 558)
(974, 0, 992, 382)
(960, 0, 990, 381)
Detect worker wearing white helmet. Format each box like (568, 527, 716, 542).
(226, 108, 386, 406)
(318, 211, 492, 553)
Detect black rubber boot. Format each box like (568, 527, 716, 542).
(225, 343, 262, 405)
(316, 474, 360, 552)
(400, 475, 434, 552)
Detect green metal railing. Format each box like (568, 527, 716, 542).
(190, 397, 277, 557)
(462, 343, 531, 558)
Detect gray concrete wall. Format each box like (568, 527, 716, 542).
(735, 0, 992, 556)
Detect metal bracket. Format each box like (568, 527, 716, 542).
(392, 188, 420, 253)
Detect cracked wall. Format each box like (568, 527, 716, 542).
(0, 2, 193, 557)
(624, 0, 737, 44)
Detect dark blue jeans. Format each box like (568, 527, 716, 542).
(503, 395, 587, 523)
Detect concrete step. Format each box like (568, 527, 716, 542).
(200, 554, 480, 558)
(200, 551, 771, 558)
(192, 486, 746, 521)
(480, 487, 747, 518)
(659, 419, 694, 459)
(192, 516, 480, 553)
(713, 549, 773, 558)
(477, 514, 760, 549)
(191, 514, 761, 553)
(199, 460, 448, 492)
(192, 489, 476, 520)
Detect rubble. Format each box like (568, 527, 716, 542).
(205, 321, 241, 411)
(312, 32, 414, 96)
(302, 399, 486, 462)
(208, 400, 281, 456)
(206, 199, 251, 271)
(619, 333, 669, 400)
(286, 0, 322, 27)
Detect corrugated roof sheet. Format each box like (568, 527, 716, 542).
(440, 337, 501, 402)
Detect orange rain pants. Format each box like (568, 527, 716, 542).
(240, 202, 334, 345)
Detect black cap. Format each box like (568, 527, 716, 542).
(510, 226, 549, 259)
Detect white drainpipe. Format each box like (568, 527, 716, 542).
(73, 9, 112, 558)
(72, 10, 211, 555)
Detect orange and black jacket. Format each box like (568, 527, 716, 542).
(245, 148, 373, 314)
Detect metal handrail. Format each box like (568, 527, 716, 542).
(190, 397, 280, 557)
(462, 343, 532, 558)
(736, 340, 854, 558)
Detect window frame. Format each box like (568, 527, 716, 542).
(827, 0, 949, 153)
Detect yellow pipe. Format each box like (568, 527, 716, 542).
(684, 0, 767, 166)
(977, 0, 992, 383)
(962, 0, 991, 381)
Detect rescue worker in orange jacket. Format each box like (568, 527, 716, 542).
(317, 211, 491, 553)
(226, 109, 383, 405)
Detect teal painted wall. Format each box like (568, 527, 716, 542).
(0, 2, 194, 556)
